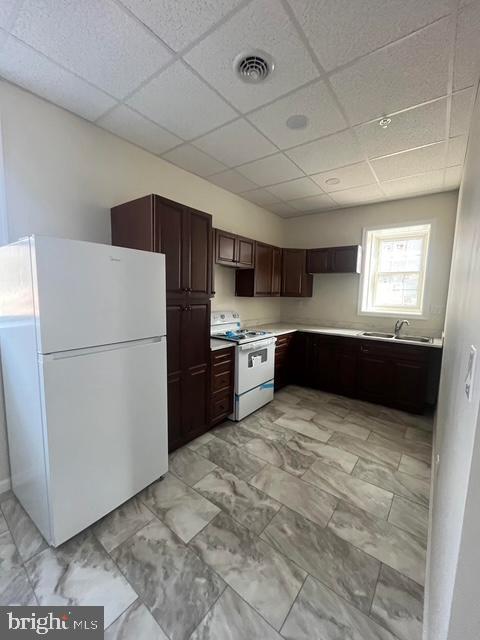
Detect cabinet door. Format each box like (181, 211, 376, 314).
(237, 236, 255, 268)
(282, 249, 303, 296)
(215, 229, 236, 265)
(166, 303, 183, 450)
(331, 246, 361, 273)
(332, 347, 357, 396)
(255, 242, 274, 296)
(181, 302, 210, 440)
(154, 197, 185, 297)
(392, 359, 428, 413)
(271, 246, 282, 296)
(310, 335, 333, 390)
(282, 249, 312, 297)
(186, 208, 212, 297)
(357, 346, 392, 404)
(306, 248, 330, 273)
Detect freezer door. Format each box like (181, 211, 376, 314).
(40, 338, 168, 546)
(31, 236, 166, 353)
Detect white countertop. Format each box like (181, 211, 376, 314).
(252, 323, 443, 348)
(210, 338, 236, 352)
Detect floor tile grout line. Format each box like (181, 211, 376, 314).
(0, 498, 40, 605)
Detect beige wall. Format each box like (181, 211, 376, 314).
(0, 80, 284, 488)
(280, 192, 458, 337)
(425, 86, 480, 640)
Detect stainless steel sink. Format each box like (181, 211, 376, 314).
(394, 335, 433, 344)
(361, 331, 395, 339)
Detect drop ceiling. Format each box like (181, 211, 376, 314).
(0, 0, 478, 218)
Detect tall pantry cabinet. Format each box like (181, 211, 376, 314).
(111, 194, 213, 451)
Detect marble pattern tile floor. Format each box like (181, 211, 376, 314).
(0, 386, 433, 639)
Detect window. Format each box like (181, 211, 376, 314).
(359, 223, 431, 317)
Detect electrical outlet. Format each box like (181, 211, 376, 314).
(465, 345, 477, 402)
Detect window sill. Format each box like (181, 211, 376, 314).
(358, 309, 429, 320)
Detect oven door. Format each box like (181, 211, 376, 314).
(235, 337, 276, 395)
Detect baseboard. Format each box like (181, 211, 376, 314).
(0, 476, 11, 495)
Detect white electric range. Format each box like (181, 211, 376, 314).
(211, 311, 277, 420)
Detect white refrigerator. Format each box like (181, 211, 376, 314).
(0, 235, 168, 546)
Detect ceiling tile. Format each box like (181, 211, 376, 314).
(97, 105, 181, 154)
(285, 129, 363, 174)
(290, 193, 336, 211)
(288, 0, 453, 71)
(444, 165, 463, 188)
(193, 119, 277, 167)
(370, 142, 446, 181)
(312, 161, 376, 192)
(381, 170, 445, 197)
(12, 0, 172, 98)
(447, 136, 468, 166)
(454, 1, 480, 90)
(450, 88, 475, 137)
(247, 79, 346, 149)
(355, 99, 447, 158)
(236, 153, 303, 186)
(330, 183, 384, 205)
(267, 177, 324, 200)
(243, 188, 281, 206)
(208, 169, 259, 193)
(330, 19, 451, 125)
(163, 144, 228, 177)
(184, 0, 319, 112)
(119, 0, 242, 52)
(267, 202, 299, 217)
(0, 37, 116, 121)
(127, 61, 236, 139)
(0, 0, 21, 30)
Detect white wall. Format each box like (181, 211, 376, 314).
(0, 80, 284, 489)
(425, 85, 480, 640)
(280, 193, 458, 337)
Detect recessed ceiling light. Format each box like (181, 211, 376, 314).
(286, 114, 309, 130)
(325, 177, 340, 185)
(379, 117, 392, 129)
(234, 50, 274, 84)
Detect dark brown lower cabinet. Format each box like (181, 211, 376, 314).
(274, 333, 294, 390)
(210, 347, 235, 426)
(168, 301, 211, 451)
(288, 332, 441, 414)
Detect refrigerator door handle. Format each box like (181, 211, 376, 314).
(39, 336, 166, 362)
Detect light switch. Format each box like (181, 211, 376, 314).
(465, 345, 477, 402)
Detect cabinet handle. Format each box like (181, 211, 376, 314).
(361, 346, 369, 353)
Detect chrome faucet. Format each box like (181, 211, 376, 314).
(394, 319, 410, 337)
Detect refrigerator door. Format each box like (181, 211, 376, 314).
(40, 337, 168, 546)
(31, 236, 166, 354)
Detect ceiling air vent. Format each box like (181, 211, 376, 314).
(234, 51, 274, 84)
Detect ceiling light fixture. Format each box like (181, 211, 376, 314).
(234, 50, 274, 84)
(379, 117, 392, 129)
(286, 114, 309, 130)
(325, 177, 340, 185)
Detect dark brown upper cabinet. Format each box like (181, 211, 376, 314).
(235, 241, 283, 297)
(307, 245, 362, 274)
(281, 249, 313, 297)
(214, 228, 254, 268)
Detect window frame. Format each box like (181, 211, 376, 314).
(358, 220, 434, 319)
(0, 118, 9, 246)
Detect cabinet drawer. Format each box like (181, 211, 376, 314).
(213, 369, 232, 393)
(211, 391, 233, 421)
(275, 333, 294, 348)
(212, 348, 234, 364)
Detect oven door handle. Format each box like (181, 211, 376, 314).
(238, 337, 277, 351)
